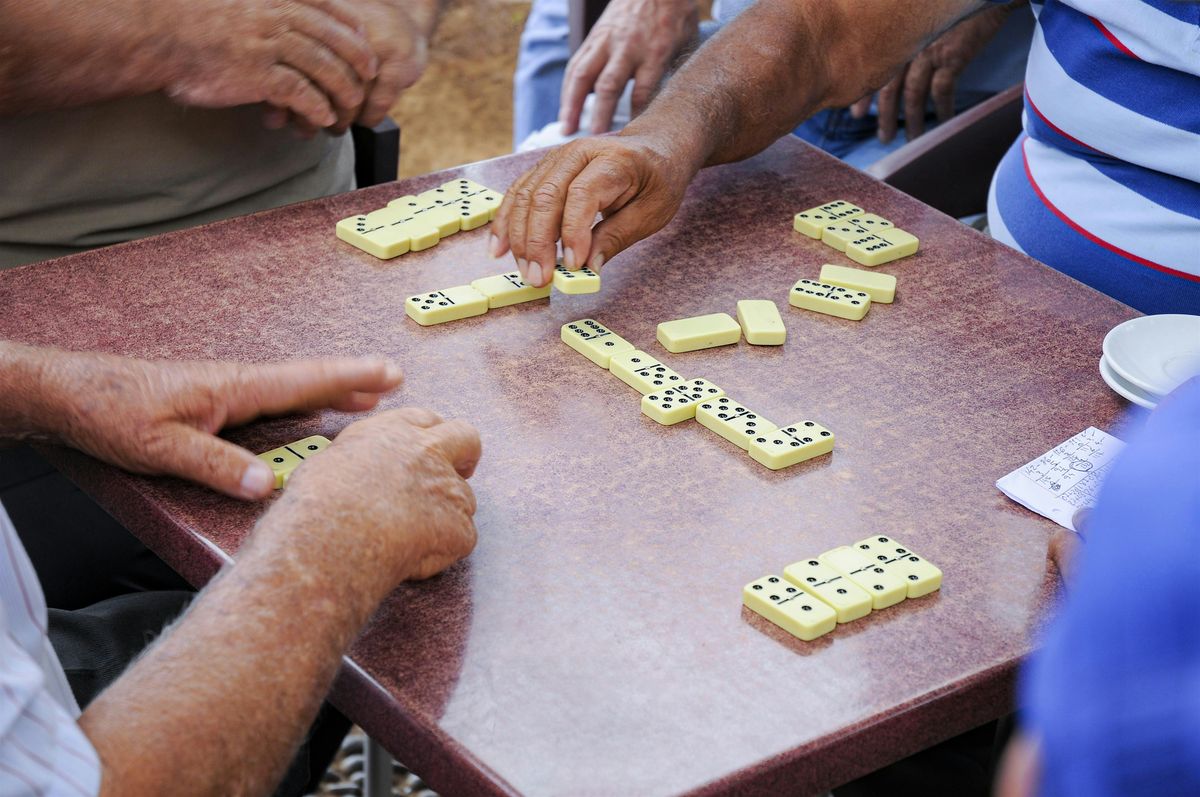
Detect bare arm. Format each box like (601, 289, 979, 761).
(491, 0, 989, 286)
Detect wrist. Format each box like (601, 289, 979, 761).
(621, 111, 709, 177)
(0, 343, 74, 443)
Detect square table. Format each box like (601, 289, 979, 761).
(0, 137, 1135, 796)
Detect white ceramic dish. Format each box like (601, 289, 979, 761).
(1099, 354, 1158, 410)
(1102, 314, 1200, 397)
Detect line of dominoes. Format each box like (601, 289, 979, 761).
(744, 536, 942, 641)
(561, 318, 834, 471)
(404, 262, 602, 326)
(793, 199, 920, 267)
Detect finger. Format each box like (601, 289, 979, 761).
(561, 155, 638, 272)
(1048, 528, 1081, 586)
(630, 60, 665, 118)
(358, 42, 427, 127)
(262, 105, 290, 130)
(559, 42, 607, 136)
(425, 419, 483, 479)
(931, 68, 957, 123)
(389, 406, 445, 429)
(590, 57, 631, 135)
(223, 358, 403, 425)
(503, 166, 545, 283)
(287, 1, 379, 82)
(279, 31, 367, 119)
(876, 69, 905, 143)
(903, 57, 935, 141)
(849, 95, 873, 119)
(263, 65, 337, 129)
(161, 425, 276, 500)
(523, 156, 588, 280)
(1070, 507, 1092, 536)
(995, 734, 1041, 797)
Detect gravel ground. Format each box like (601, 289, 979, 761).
(310, 727, 439, 797)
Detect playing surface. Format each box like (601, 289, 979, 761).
(0, 137, 1137, 796)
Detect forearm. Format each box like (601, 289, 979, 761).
(0, 341, 68, 443)
(81, 494, 398, 797)
(624, 0, 989, 171)
(0, 0, 168, 116)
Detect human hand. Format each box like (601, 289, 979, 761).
(489, 132, 696, 286)
(559, 0, 699, 136)
(279, 407, 482, 582)
(42, 351, 402, 499)
(850, 2, 1014, 143)
(162, 0, 379, 130)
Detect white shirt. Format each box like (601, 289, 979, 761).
(0, 502, 100, 796)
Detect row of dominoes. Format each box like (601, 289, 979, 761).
(561, 318, 834, 470)
(404, 264, 601, 326)
(258, 435, 331, 488)
(793, 200, 920, 267)
(786, 264, 898, 322)
(336, 179, 505, 260)
(744, 536, 942, 641)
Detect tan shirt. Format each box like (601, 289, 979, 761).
(0, 94, 354, 268)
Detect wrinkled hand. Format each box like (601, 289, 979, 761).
(282, 408, 481, 582)
(44, 352, 402, 499)
(559, 0, 699, 136)
(490, 133, 694, 286)
(850, 3, 1013, 143)
(163, 0, 379, 130)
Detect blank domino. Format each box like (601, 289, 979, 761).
(743, 574, 837, 641)
(470, 272, 551, 308)
(853, 536, 943, 598)
(258, 435, 331, 489)
(747, 420, 835, 470)
(789, 279, 871, 321)
(609, 350, 685, 395)
(695, 396, 777, 450)
(793, 200, 864, 238)
(846, 228, 920, 267)
(552, 264, 601, 295)
(404, 286, 489, 326)
(656, 312, 741, 353)
(561, 319, 634, 368)
(735, 300, 786, 345)
(819, 546, 908, 610)
(782, 558, 873, 624)
(641, 378, 726, 425)
(819, 264, 896, 304)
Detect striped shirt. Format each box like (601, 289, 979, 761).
(988, 0, 1200, 314)
(0, 503, 100, 796)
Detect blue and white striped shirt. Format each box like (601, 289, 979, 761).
(988, 0, 1200, 314)
(0, 503, 100, 797)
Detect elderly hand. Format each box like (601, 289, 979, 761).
(850, 2, 1015, 143)
(559, 0, 700, 136)
(40, 351, 402, 499)
(162, 0, 379, 130)
(490, 131, 696, 286)
(279, 407, 481, 582)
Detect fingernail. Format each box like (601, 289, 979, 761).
(241, 461, 274, 498)
(590, 252, 605, 271)
(384, 363, 403, 384)
(563, 247, 576, 269)
(517, 258, 530, 282)
(540, 260, 555, 285)
(489, 234, 502, 258)
(529, 261, 541, 283)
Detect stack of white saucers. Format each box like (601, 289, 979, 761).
(1100, 314, 1200, 409)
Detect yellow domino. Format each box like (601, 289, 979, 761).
(782, 558, 873, 624)
(405, 286, 489, 326)
(820, 220, 870, 252)
(640, 378, 725, 425)
(846, 227, 920, 267)
(747, 420, 835, 470)
(258, 435, 331, 489)
(656, 312, 741, 353)
(470, 272, 551, 308)
(852, 213, 894, 233)
(552, 264, 601, 295)
(561, 319, 634, 368)
(735, 300, 786, 345)
(455, 189, 503, 229)
(819, 546, 908, 610)
(819, 264, 896, 304)
(852, 536, 943, 598)
(695, 396, 777, 450)
(793, 200, 864, 238)
(789, 279, 871, 321)
(744, 574, 837, 641)
(335, 206, 413, 259)
(609, 350, 686, 395)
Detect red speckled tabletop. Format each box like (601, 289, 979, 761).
(0, 137, 1137, 796)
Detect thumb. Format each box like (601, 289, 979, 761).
(160, 425, 276, 500)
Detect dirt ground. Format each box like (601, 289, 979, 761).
(389, 0, 533, 178)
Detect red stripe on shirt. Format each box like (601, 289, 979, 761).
(1021, 140, 1200, 284)
(1024, 89, 1106, 155)
(1089, 17, 1141, 60)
